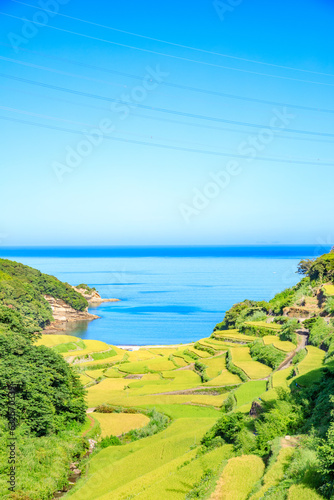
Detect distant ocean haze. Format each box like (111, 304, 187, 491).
(0, 246, 329, 345)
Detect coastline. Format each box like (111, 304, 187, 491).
(42, 289, 120, 335)
(117, 343, 193, 351)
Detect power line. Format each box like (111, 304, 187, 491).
(1, 11, 334, 87)
(1, 114, 333, 167)
(0, 55, 129, 90)
(9, 0, 334, 80)
(1, 44, 334, 115)
(2, 81, 333, 144)
(0, 104, 241, 150)
(1, 72, 334, 139)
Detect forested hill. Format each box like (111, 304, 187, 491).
(0, 258, 88, 497)
(0, 257, 88, 334)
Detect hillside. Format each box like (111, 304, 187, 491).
(1, 252, 334, 499)
(0, 259, 92, 498)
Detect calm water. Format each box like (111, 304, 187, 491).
(0, 246, 327, 345)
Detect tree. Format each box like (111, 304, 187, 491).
(297, 259, 314, 275)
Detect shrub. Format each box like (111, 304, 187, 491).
(324, 297, 334, 316)
(214, 300, 269, 331)
(201, 412, 246, 447)
(269, 288, 295, 315)
(100, 435, 122, 448)
(222, 393, 237, 413)
(195, 360, 209, 382)
(226, 350, 248, 382)
(292, 348, 307, 365)
(307, 253, 334, 283)
(280, 319, 299, 344)
(194, 342, 215, 356)
(250, 341, 286, 369)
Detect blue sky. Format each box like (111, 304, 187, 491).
(0, 0, 333, 246)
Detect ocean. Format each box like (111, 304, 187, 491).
(0, 246, 328, 345)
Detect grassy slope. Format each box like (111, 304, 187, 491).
(211, 455, 265, 500)
(67, 418, 218, 500)
(93, 412, 150, 437)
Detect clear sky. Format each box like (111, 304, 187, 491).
(0, 0, 333, 246)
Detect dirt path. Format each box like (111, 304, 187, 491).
(82, 413, 95, 437)
(276, 331, 309, 372)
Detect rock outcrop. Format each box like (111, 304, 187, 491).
(73, 286, 120, 304)
(42, 287, 119, 335)
(42, 295, 100, 334)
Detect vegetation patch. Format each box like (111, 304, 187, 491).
(250, 447, 295, 499)
(231, 347, 272, 379)
(234, 380, 267, 407)
(93, 412, 150, 438)
(212, 455, 265, 500)
(250, 340, 286, 369)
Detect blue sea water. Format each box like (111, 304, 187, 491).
(0, 246, 329, 345)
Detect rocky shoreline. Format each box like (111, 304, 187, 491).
(42, 287, 120, 335)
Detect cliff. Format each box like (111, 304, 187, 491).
(42, 294, 100, 334)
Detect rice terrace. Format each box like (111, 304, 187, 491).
(1, 250, 334, 498)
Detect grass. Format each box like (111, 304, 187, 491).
(0, 426, 86, 500)
(67, 418, 218, 500)
(93, 412, 150, 437)
(204, 354, 227, 379)
(76, 352, 127, 367)
(79, 373, 92, 385)
(143, 404, 221, 419)
(293, 346, 325, 386)
(263, 335, 296, 352)
(86, 379, 132, 407)
(272, 367, 292, 388)
(287, 484, 324, 499)
(62, 339, 113, 358)
(250, 447, 294, 499)
(323, 283, 334, 296)
(187, 346, 212, 358)
(212, 455, 265, 500)
(36, 334, 79, 347)
(260, 387, 288, 402)
(235, 402, 253, 413)
(298, 346, 325, 375)
(231, 347, 272, 379)
(214, 331, 258, 342)
(118, 356, 176, 374)
(147, 348, 179, 356)
(130, 445, 234, 500)
(172, 356, 189, 367)
(103, 367, 126, 378)
(161, 369, 201, 383)
(234, 380, 267, 407)
(126, 349, 157, 361)
(204, 370, 242, 386)
(53, 340, 86, 353)
(245, 321, 281, 331)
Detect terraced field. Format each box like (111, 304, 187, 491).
(68, 418, 220, 500)
(323, 283, 334, 296)
(38, 330, 324, 500)
(211, 455, 265, 500)
(234, 381, 267, 407)
(93, 412, 150, 437)
(231, 346, 272, 379)
(244, 321, 281, 332)
(262, 335, 296, 352)
(250, 447, 294, 499)
(294, 345, 326, 385)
